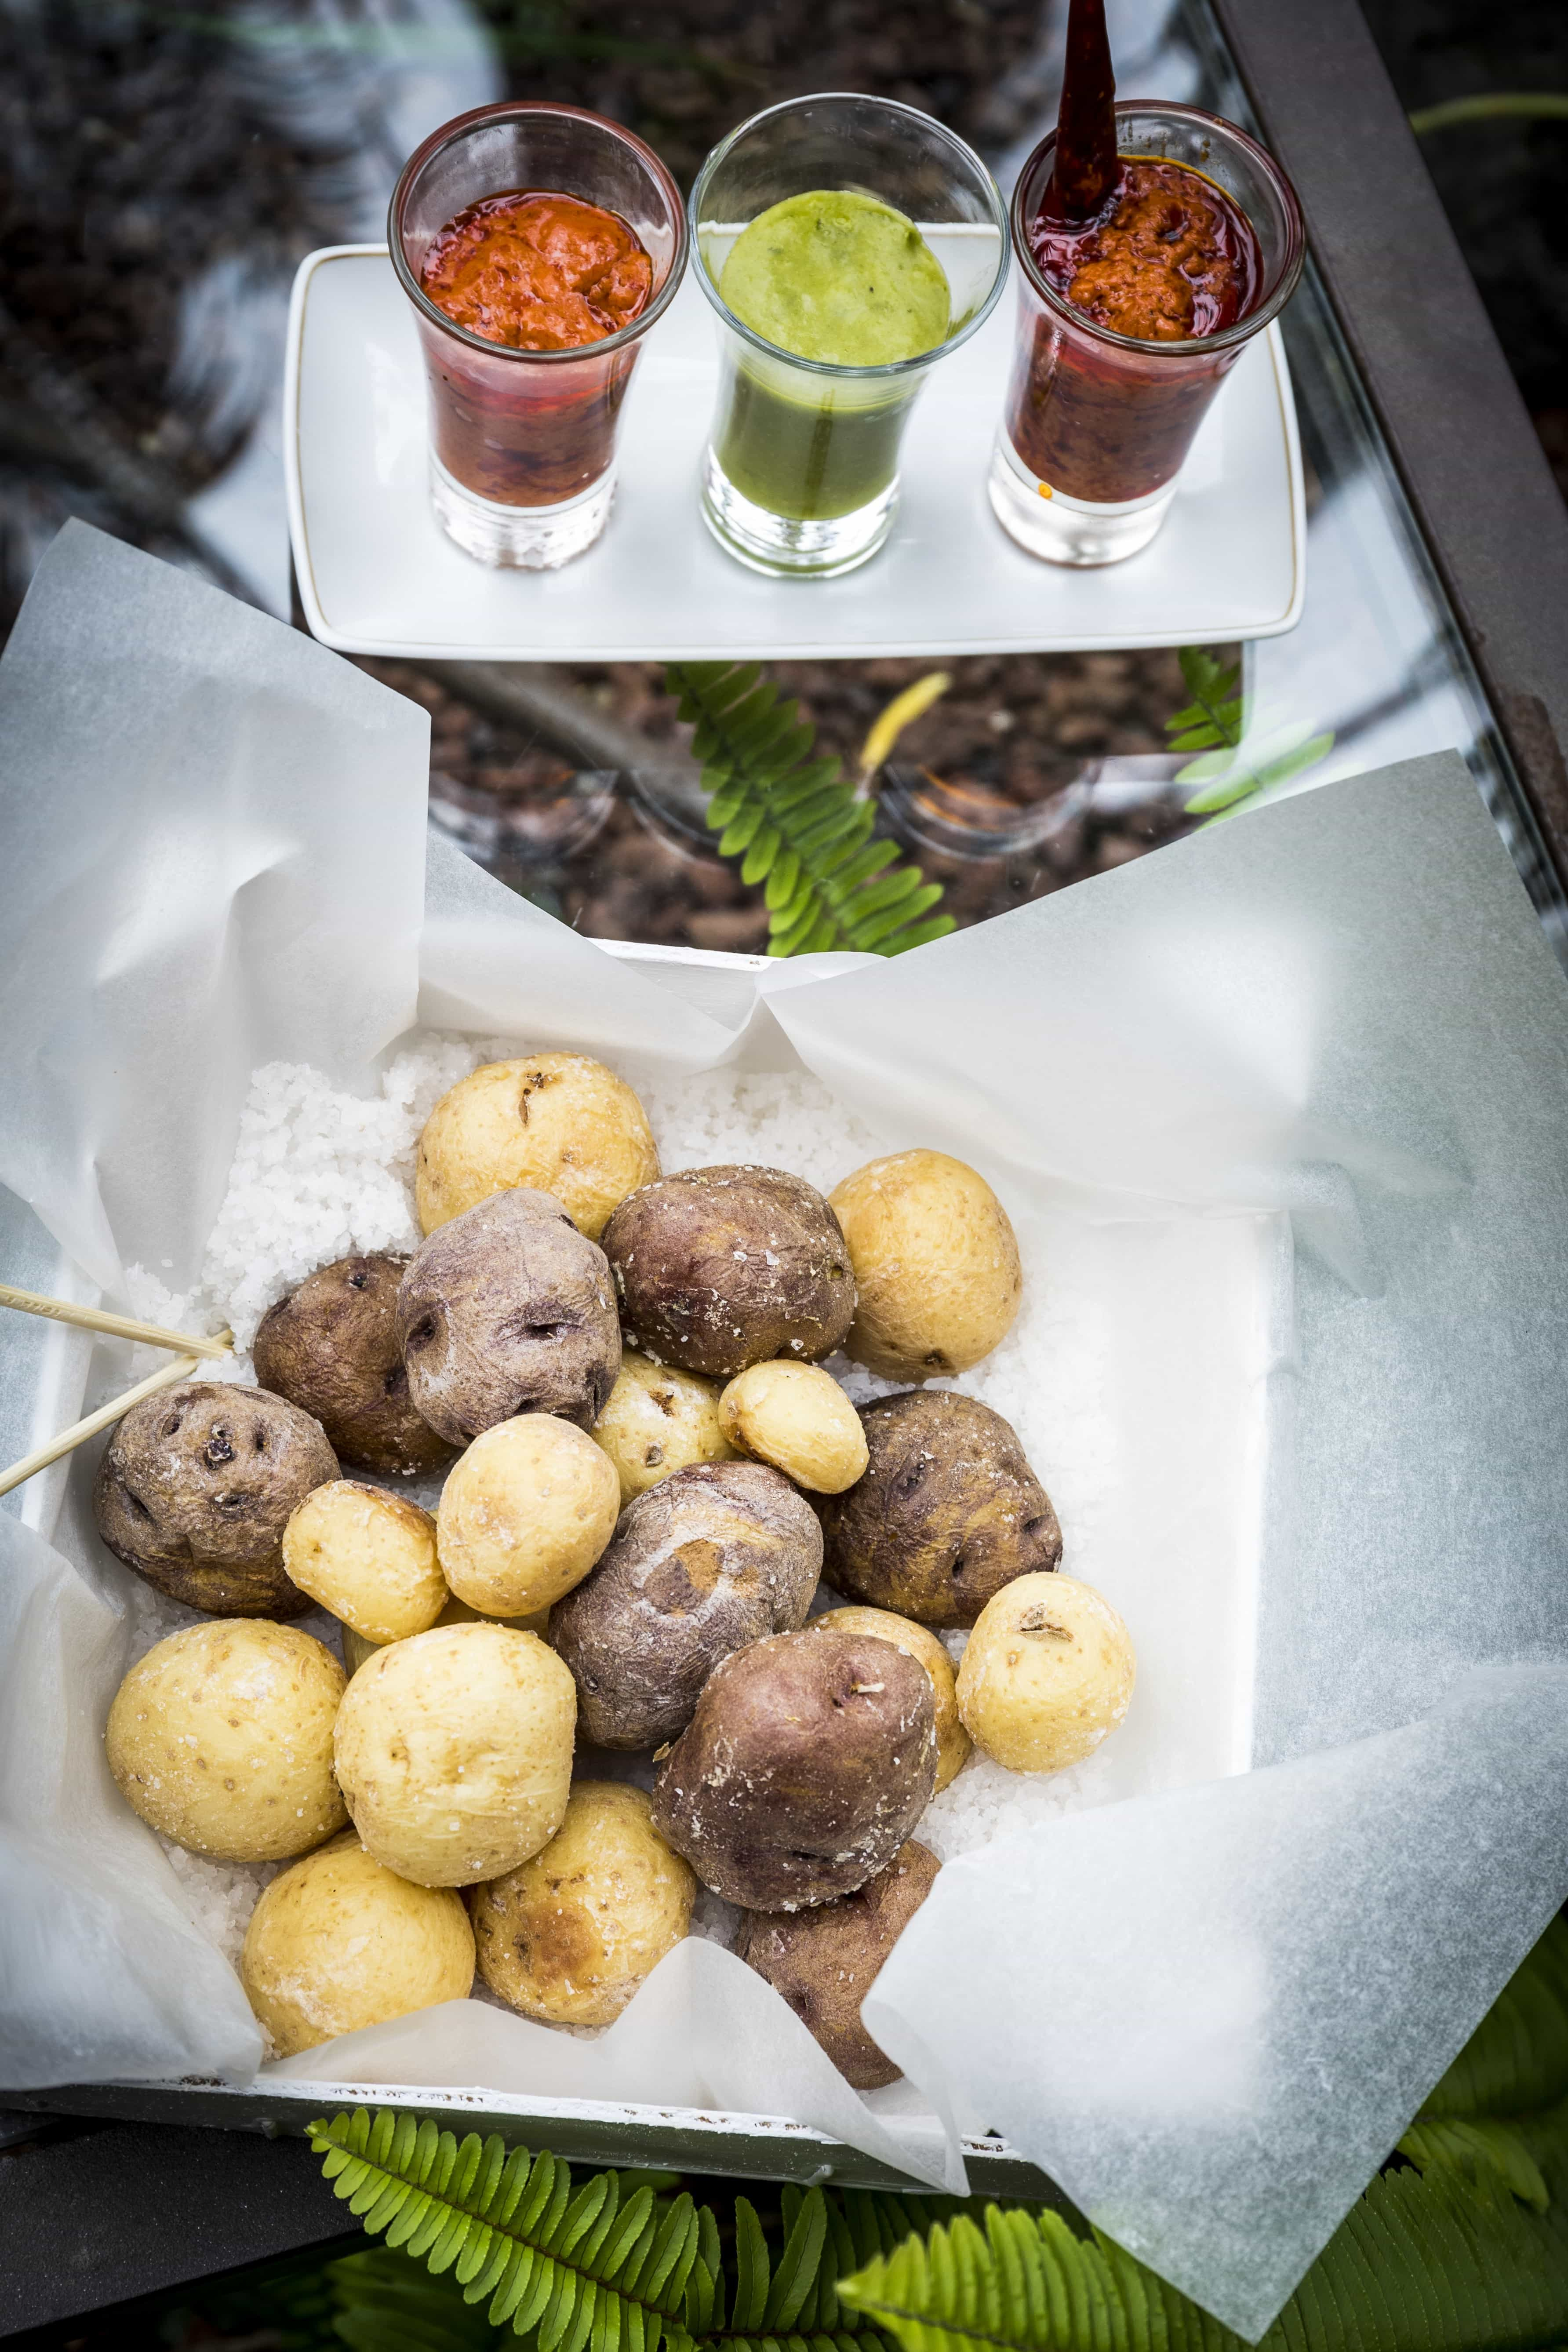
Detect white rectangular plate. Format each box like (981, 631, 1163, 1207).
(286, 245, 1305, 661)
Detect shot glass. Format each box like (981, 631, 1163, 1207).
(691, 95, 1010, 579)
(990, 104, 1304, 567)
(390, 102, 688, 570)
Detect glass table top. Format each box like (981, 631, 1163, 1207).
(1, 0, 1558, 959)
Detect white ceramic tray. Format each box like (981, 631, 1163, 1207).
(285, 244, 1306, 661)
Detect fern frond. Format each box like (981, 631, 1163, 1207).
(840, 2110, 1568, 2352)
(331, 2244, 507, 2348)
(1418, 1913, 1568, 2122)
(309, 2114, 704, 2352)
(1397, 2118, 1550, 2212)
(1164, 648, 1332, 823)
(666, 661, 954, 958)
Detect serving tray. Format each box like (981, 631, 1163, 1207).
(285, 245, 1306, 661)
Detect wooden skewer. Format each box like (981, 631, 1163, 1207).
(0, 1353, 203, 1500)
(0, 1282, 232, 1361)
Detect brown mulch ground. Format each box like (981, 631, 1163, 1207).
(368, 648, 1197, 949)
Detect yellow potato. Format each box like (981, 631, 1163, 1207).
(106, 1620, 346, 1863)
(593, 1351, 734, 1504)
(334, 1621, 575, 1885)
(340, 1593, 547, 1677)
(240, 1831, 474, 2056)
(829, 1150, 1022, 1380)
(437, 1416, 620, 1617)
(416, 1054, 659, 1240)
(812, 1605, 971, 1791)
(282, 1480, 445, 1645)
(718, 1361, 868, 1494)
(956, 1573, 1135, 1773)
(470, 1783, 694, 2028)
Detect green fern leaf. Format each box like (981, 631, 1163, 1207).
(1398, 2118, 1550, 2212)
(332, 2245, 506, 2348)
(665, 661, 950, 956)
(839, 2106, 1568, 2352)
(1419, 1915, 1568, 2121)
(1164, 648, 1244, 763)
(308, 2116, 706, 2352)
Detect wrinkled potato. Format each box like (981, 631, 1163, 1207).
(340, 1593, 548, 1678)
(241, 1830, 474, 2057)
(829, 1151, 1022, 1379)
(819, 1390, 1061, 1627)
(549, 1460, 822, 1750)
(93, 1382, 338, 1618)
(282, 1480, 445, 1645)
(106, 1620, 347, 1862)
(252, 1254, 454, 1478)
(593, 1351, 734, 1504)
(719, 1361, 867, 1494)
(603, 1166, 855, 1379)
(650, 1625, 936, 1910)
(738, 1839, 939, 2086)
(397, 1187, 621, 1444)
(416, 1054, 660, 1242)
(437, 1415, 620, 1617)
(470, 1782, 695, 2028)
(957, 1572, 1135, 1773)
(811, 1606, 969, 1792)
(334, 1621, 575, 1885)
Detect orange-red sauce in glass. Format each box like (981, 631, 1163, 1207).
(420, 189, 653, 351)
(1029, 157, 1261, 342)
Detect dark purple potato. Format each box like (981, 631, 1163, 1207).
(819, 1389, 1061, 1627)
(549, 1459, 822, 1749)
(93, 1381, 337, 1617)
(252, 1253, 453, 1478)
(650, 1626, 936, 1911)
(602, 1166, 855, 1379)
(397, 1187, 621, 1443)
(738, 1839, 940, 2087)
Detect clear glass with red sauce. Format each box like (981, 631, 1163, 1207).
(390, 104, 688, 569)
(991, 105, 1304, 567)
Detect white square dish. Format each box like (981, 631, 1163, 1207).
(284, 245, 1306, 661)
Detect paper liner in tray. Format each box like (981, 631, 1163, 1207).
(2, 525, 1568, 2337)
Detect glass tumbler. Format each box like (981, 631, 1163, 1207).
(390, 103, 688, 570)
(691, 95, 1010, 579)
(990, 104, 1304, 567)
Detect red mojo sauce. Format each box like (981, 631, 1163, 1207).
(420, 190, 652, 351)
(416, 189, 655, 507)
(1004, 0, 1265, 502)
(1029, 160, 1261, 344)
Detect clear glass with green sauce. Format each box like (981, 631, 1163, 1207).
(691, 96, 1010, 578)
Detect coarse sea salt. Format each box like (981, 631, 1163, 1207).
(127, 1031, 1115, 1979)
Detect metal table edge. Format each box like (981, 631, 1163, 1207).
(1208, 0, 1568, 888)
(0, 2082, 1058, 2201)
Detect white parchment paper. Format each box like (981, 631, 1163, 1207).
(2, 527, 1567, 2334)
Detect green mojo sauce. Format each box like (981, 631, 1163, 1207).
(719, 191, 951, 368)
(713, 191, 953, 521)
